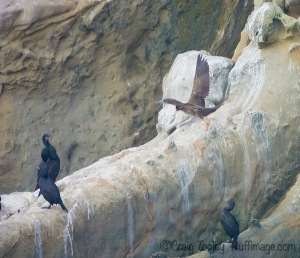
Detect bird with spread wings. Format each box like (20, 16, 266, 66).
(157, 54, 223, 130)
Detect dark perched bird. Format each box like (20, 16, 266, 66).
(0, 196, 1, 210)
(37, 163, 68, 213)
(220, 199, 240, 250)
(35, 133, 60, 191)
(157, 54, 223, 129)
(41, 133, 60, 180)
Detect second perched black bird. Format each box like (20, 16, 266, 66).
(35, 133, 60, 191)
(220, 199, 240, 250)
(37, 163, 68, 213)
(41, 133, 60, 181)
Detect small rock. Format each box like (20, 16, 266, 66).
(146, 160, 156, 166)
(168, 141, 177, 151)
(209, 126, 218, 138)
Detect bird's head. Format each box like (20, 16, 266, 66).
(156, 99, 181, 111)
(155, 100, 165, 105)
(42, 133, 51, 143)
(225, 198, 235, 211)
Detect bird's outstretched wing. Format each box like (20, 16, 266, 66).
(188, 54, 210, 107)
(160, 98, 183, 106)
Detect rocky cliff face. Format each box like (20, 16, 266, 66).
(0, 0, 253, 193)
(0, 2, 299, 257)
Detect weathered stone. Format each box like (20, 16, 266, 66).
(0, 22, 299, 256)
(246, 2, 300, 48)
(257, 0, 300, 17)
(232, 28, 250, 62)
(233, 0, 300, 62)
(191, 174, 300, 258)
(285, 0, 300, 17)
(0, 0, 253, 193)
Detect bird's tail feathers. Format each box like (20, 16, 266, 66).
(214, 102, 224, 109)
(60, 202, 68, 213)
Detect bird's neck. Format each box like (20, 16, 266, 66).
(224, 204, 234, 211)
(43, 140, 50, 147)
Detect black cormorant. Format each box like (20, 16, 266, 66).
(220, 198, 239, 250)
(156, 54, 223, 129)
(41, 133, 60, 180)
(37, 163, 68, 213)
(35, 133, 60, 191)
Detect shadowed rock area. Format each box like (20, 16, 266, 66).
(0, 0, 253, 193)
(0, 2, 299, 257)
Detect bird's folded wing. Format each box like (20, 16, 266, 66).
(41, 147, 50, 162)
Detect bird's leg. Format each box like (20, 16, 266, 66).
(204, 117, 211, 131)
(231, 240, 238, 250)
(41, 204, 52, 209)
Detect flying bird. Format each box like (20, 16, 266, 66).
(37, 163, 68, 212)
(35, 133, 60, 191)
(220, 199, 240, 250)
(157, 54, 222, 129)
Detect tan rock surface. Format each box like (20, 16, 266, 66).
(232, 28, 250, 62)
(247, 2, 300, 48)
(254, 0, 300, 17)
(232, 0, 300, 62)
(190, 175, 300, 258)
(0, 0, 253, 193)
(0, 3, 300, 254)
(189, 4, 300, 258)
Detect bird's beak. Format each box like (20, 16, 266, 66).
(156, 100, 165, 105)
